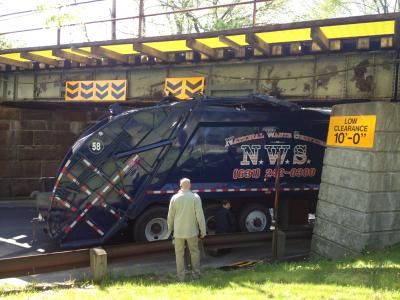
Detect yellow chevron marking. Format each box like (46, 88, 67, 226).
(65, 80, 127, 101)
(164, 77, 205, 100)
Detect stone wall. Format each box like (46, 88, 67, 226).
(311, 102, 400, 259)
(0, 105, 108, 198)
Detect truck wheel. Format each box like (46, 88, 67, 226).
(133, 206, 169, 242)
(204, 204, 219, 235)
(239, 204, 271, 232)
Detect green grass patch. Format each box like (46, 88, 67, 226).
(1, 244, 400, 300)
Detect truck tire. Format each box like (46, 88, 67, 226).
(238, 203, 271, 232)
(204, 204, 219, 235)
(133, 206, 169, 242)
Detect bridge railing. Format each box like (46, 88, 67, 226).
(0, 0, 266, 47)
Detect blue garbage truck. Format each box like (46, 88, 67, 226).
(38, 95, 329, 248)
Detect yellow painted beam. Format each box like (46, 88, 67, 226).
(218, 35, 245, 57)
(71, 48, 104, 60)
(245, 33, 270, 55)
(52, 49, 97, 66)
(143, 40, 190, 52)
(256, 28, 311, 44)
(0, 56, 32, 68)
(186, 38, 218, 59)
(132, 43, 170, 61)
(91, 46, 132, 63)
(311, 27, 329, 51)
(21, 52, 63, 67)
(321, 20, 394, 39)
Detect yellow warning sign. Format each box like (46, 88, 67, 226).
(327, 115, 376, 148)
(65, 80, 126, 101)
(164, 77, 205, 100)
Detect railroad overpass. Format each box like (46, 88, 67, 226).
(0, 13, 399, 197)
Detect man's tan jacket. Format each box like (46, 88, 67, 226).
(167, 189, 206, 239)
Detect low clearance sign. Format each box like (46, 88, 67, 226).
(327, 115, 377, 148)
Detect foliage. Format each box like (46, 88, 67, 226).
(349, 0, 399, 14)
(294, 0, 400, 21)
(36, 0, 90, 43)
(36, 1, 77, 28)
(1, 243, 400, 299)
(0, 37, 13, 50)
(156, 0, 291, 34)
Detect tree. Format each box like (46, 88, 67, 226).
(0, 37, 13, 50)
(293, 0, 400, 21)
(36, 0, 91, 44)
(155, 0, 291, 35)
(0, 0, 17, 49)
(351, 0, 398, 14)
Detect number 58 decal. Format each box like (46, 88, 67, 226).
(89, 139, 104, 154)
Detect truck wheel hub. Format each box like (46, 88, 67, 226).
(253, 218, 262, 227)
(145, 218, 168, 241)
(151, 223, 162, 234)
(245, 211, 267, 232)
(207, 217, 216, 231)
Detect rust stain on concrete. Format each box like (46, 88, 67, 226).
(316, 65, 338, 90)
(351, 59, 373, 92)
(270, 79, 283, 97)
(303, 83, 311, 93)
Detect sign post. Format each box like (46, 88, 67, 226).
(272, 151, 285, 261)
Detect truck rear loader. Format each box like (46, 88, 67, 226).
(38, 95, 329, 248)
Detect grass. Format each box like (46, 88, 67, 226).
(1, 244, 400, 300)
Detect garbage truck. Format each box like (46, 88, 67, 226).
(37, 94, 329, 248)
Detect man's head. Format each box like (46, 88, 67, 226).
(222, 199, 231, 209)
(180, 178, 191, 191)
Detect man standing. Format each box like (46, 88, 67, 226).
(215, 200, 236, 255)
(216, 200, 236, 234)
(167, 178, 206, 281)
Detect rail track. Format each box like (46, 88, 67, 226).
(0, 228, 312, 280)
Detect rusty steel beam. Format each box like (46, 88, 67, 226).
(0, 229, 312, 279)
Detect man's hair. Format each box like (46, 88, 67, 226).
(180, 178, 191, 191)
(221, 199, 231, 206)
(180, 178, 191, 187)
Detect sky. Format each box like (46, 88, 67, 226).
(0, 0, 381, 48)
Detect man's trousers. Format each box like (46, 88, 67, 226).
(174, 236, 201, 280)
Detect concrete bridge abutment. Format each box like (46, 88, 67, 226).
(311, 102, 400, 259)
